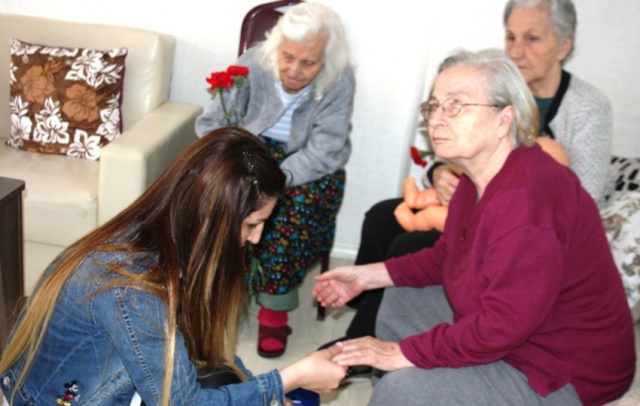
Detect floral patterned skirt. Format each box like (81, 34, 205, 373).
(246, 137, 346, 297)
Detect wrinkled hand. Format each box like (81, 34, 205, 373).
(331, 337, 415, 372)
(280, 344, 348, 393)
(432, 164, 462, 205)
(312, 265, 364, 309)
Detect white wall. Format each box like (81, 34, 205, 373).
(2, 0, 638, 257)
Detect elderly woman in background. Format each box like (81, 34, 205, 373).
(318, 0, 614, 357)
(196, 2, 355, 358)
(314, 49, 634, 406)
(432, 0, 612, 208)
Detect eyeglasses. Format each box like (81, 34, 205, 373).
(420, 98, 502, 120)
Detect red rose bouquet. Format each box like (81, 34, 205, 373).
(206, 65, 250, 126)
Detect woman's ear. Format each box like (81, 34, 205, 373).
(557, 36, 573, 62)
(497, 105, 515, 139)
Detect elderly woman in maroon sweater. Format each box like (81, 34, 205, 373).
(313, 48, 635, 406)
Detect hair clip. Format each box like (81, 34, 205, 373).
(241, 146, 259, 186)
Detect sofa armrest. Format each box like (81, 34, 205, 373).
(98, 101, 203, 224)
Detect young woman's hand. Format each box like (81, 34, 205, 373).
(280, 344, 347, 393)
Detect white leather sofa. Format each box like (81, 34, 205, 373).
(0, 13, 202, 293)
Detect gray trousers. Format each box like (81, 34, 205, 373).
(371, 286, 582, 406)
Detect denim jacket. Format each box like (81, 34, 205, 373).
(1, 251, 285, 406)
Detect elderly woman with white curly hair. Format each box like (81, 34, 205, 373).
(196, 2, 355, 359)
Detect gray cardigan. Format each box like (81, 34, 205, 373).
(196, 47, 356, 187)
(549, 74, 612, 208)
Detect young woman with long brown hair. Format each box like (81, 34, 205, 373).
(1, 127, 346, 406)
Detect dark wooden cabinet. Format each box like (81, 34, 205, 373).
(0, 177, 25, 350)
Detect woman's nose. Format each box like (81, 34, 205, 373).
(288, 61, 302, 76)
(506, 39, 523, 59)
(428, 105, 446, 125)
(246, 226, 264, 245)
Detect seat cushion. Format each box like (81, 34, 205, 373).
(0, 145, 98, 246)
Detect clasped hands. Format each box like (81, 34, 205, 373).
(311, 265, 415, 372)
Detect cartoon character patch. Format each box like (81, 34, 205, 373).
(55, 380, 80, 405)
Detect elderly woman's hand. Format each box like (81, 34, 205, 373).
(313, 262, 394, 309)
(432, 164, 462, 205)
(331, 337, 415, 372)
(312, 265, 364, 308)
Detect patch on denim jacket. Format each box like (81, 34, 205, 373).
(55, 380, 80, 405)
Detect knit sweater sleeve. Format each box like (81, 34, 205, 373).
(396, 161, 568, 370)
(551, 75, 612, 208)
(399, 217, 565, 370)
(384, 235, 447, 287)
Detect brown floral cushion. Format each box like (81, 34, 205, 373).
(7, 38, 127, 160)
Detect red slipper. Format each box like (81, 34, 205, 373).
(258, 324, 292, 358)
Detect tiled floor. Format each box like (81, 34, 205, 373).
(236, 257, 373, 405)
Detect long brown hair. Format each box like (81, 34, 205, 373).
(0, 127, 286, 405)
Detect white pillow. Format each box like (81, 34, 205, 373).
(601, 191, 640, 321)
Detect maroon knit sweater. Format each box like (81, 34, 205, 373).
(385, 144, 635, 405)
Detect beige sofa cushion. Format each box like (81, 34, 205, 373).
(0, 14, 203, 294)
(0, 13, 178, 248)
(0, 146, 98, 246)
